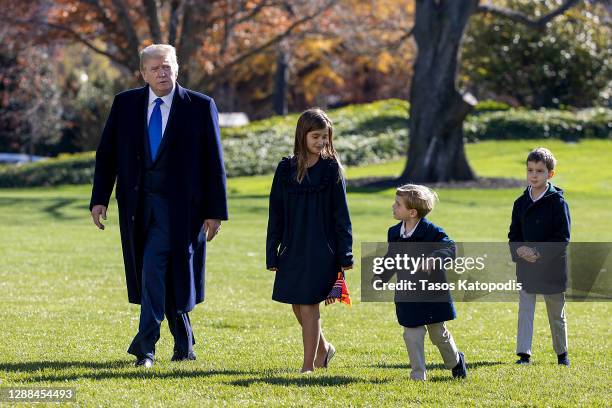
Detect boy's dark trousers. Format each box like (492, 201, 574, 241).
(127, 195, 194, 359)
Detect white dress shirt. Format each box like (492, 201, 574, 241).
(400, 220, 420, 239)
(147, 84, 175, 138)
(528, 183, 548, 202)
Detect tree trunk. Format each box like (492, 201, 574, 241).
(400, 0, 478, 183)
(273, 44, 289, 115)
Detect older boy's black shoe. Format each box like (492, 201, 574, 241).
(452, 351, 467, 378)
(557, 352, 570, 367)
(515, 353, 530, 365)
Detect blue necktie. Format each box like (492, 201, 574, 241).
(148, 98, 163, 160)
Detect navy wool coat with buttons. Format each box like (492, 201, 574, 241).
(508, 184, 571, 294)
(379, 218, 457, 328)
(89, 84, 228, 313)
(266, 156, 353, 304)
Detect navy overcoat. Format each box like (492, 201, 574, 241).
(382, 218, 457, 328)
(508, 184, 571, 294)
(266, 157, 353, 304)
(89, 84, 228, 313)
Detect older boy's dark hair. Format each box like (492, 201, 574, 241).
(527, 147, 557, 171)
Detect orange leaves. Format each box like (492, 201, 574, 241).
(3, 0, 418, 115)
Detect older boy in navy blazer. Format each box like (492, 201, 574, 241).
(509, 147, 571, 366)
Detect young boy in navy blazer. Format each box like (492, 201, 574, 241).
(509, 147, 571, 366)
(378, 184, 467, 380)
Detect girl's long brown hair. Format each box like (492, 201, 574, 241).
(293, 108, 344, 183)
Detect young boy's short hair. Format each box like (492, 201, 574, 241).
(396, 184, 438, 218)
(527, 147, 557, 171)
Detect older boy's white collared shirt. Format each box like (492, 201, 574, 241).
(528, 183, 548, 202)
(147, 84, 175, 137)
(400, 220, 420, 239)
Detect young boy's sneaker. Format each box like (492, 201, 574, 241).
(516, 353, 530, 365)
(557, 352, 570, 367)
(452, 351, 467, 378)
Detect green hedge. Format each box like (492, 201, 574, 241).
(473, 99, 512, 113)
(464, 107, 611, 141)
(1, 100, 609, 187)
(0, 152, 96, 188)
(221, 99, 409, 176)
(223, 99, 408, 140)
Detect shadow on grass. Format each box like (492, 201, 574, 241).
(1, 360, 250, 382)
(229, 374, 390, 387)
(227, 194, 269, 200)
(370, 361, 504, 371)
(0, 196, 85, 220)
(427, 376, 469, 383)
(0, 360, 129, 372)
(347, 177, 400, 194)
(43, 198, 83, 220)
(346, 176, 524, 194)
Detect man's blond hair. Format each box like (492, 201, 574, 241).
(139, 44, 179, 73)
(396, 184, 438, 218)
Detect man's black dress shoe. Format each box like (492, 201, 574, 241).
(171, 350, 197, 362)
(135, 356, 154, 368)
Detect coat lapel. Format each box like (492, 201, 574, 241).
(409, 217, 429, 241)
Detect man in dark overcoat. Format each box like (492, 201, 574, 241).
(89, 44, 228, 368)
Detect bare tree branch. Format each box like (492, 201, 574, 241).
(388, 26, 414, 51)
(218, 0, 274, 55)
(199, 0, 337, 89)
(142, 0, 162, 43)
(219, 0, 275, 55)
(0, 16, 129, 68)
(110, 0, 141, 68)
(233, 0, 273, 25)
(477, 0, 583, 29)
(73, 0, 138, 68)
(168, 0, 183, 45)
(207, 0, 288, 27)
(176, 0, 215, 84)
(78, 0, 120, 36)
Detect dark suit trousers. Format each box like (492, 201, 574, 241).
(127, 195, 195, 359)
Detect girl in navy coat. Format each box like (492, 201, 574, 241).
(378, 184, 467, 380)
(266, 108, 353, 373)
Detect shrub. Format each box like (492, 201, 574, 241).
(465, 107, 611, 141)
(0, 152, 95, 187)
(1, 100, 609, 187)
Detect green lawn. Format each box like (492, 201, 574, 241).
(0, 139, 610, 406)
